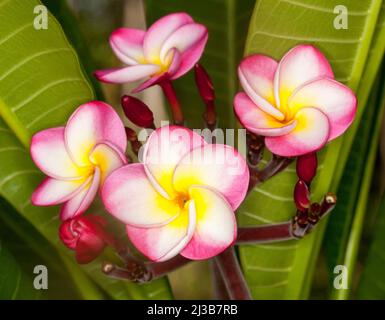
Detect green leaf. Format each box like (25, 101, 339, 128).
(238, 0, 383, 299)
(332, 0, 385, 185)
(331, 71, 385, 300)
(357, 188, 385, 299)
(0, 197, 87, 299)
(324, 69, 383, 287)
(41, 0, 104, 100)
(0, 0, 171, 300)
(0, 238, 40, 300)
(146, 0, 255, 129)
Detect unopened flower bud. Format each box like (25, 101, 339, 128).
(194, 64, 215, 103)
(59, 215, 114, 264)
(121, 95, 154, 128)
(296, 152, 317, 184)
(294, 180, 311, 212)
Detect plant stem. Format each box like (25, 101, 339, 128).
(147, 255, 191, 279)
(160, 80, 184, 125)
(102, 255, 190, 283)
(246, 132, 264, 167)
(236, 223, 294, 244)
(211, 261, 230, 299)
(248, 155, 293, 191)
(125, 127, 141, 157)
(214, 247, 252, 300)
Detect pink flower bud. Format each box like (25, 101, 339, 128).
(294, 180, 310, 212)
(296, 152, 317, 184)
(194, 64, 215, 103)
(59, 215, 113, 264)
(121, 95, 154, 128)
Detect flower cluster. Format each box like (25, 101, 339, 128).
(29, 11, 356, 287)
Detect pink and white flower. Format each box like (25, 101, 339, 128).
(101, 125, 249, 262)
(94, 12, 208, 92)
(31, 101, 127, 221)
(234, 45, 357, 157)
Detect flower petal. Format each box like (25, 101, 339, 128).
(159, 23, 208, 79)
(30, 127, 89, 180)
(102, 163, 180, 227)
(143, 12, 193, 63)
(288, 77, 357, 140)
(180, 186, 236, 260)
(274, 45, 334, 110)
(89, 142, 127, 184)
(171, 33, 208, 80)
(234, 92, 297, 136)
(126, 199, 196, 262)
(60, 168, 100, 221)
(165, 48, 182, 76)
(109, 28, 145, 65)
(238, 55, 284, 120)
(32, 176, 89, 206)
(131, 73, 168, 93)
(65, 101, 127, 167)
(94, 64, 160, 84)
(265, 107, 330, 157)
(173, 144, 249, 210)
(142, 125, 206, 198)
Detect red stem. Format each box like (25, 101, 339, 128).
(147, 255, 190, 279)
(236, 223, 294, 244)
(160, 80, 184, 125)
(214, 247, 251, 300)
(211, 262, 230, 299)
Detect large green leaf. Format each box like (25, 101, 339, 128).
(0, 0, 171, 300)
(356, 190, 385, 299)
(0, 197, 89, 299)
(238, 0, 383, 299)
(0, 197, 86, 299)
(324, 67, 383, 287)
(333, 0, 385, 185)
(331, 72, 385, 300)
(322, 7, 385, 289)
(41, 0, 104, 100)
(0, 239, 39, 300)
(146, 0, 255, 129)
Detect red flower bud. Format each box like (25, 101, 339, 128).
(296, 152, 317, 184)
(59, 215, 113, 264)
(194, 64, 215, 103)
(121, 95, 154, 128)
(294, 180, 310, 212)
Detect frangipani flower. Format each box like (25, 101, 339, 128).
(234, 45, 357, 157)
(102, 126, 249, 262)
(95, 13, 208, 92)
(31, 101, 127, 220)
